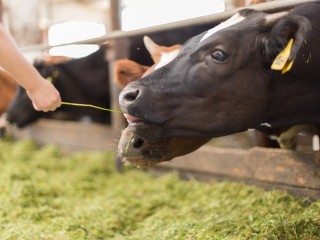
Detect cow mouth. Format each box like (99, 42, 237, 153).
(123, 113, 149, 125)
(121, 156, 162, 169)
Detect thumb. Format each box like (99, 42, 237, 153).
(32, 102, 41, 112)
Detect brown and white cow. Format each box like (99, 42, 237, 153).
(0, 67, 16, 115)
(118, 3, 320, 167)
(114, 36, 181, 89)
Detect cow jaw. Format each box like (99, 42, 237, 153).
(117, 125, 168, 168)
(118, 125, 210, 168)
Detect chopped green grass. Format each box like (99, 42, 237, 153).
(0, 139, 319, 240)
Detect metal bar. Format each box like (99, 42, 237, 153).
(107, 0, 126, 135)
(21, 0, 320, 53)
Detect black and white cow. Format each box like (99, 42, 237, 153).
(6, 47, 111, 128)
(118, 2, 320, 167)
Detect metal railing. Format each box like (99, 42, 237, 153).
(21, 0, 319, 53)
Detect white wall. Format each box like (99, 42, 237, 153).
(3, 0, 41, 47)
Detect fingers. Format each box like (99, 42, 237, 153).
(48, 101, 61, 112)
(42, 104, 61, 112)
(26, 79, 61, 112)
(32, 102, 41, 112)
(32, 100, 61, 112)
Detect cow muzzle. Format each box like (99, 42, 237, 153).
(119, 85, 140, 113)
(118, 126, 167, 168)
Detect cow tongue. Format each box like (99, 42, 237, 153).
(123, 113, 143, 124)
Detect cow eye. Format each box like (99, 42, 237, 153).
(211, 50, 228, 63)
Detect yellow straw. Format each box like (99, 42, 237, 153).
(61, 101, 122, 113)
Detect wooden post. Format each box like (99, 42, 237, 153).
(106, 0, 127, 136)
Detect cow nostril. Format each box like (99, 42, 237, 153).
(124, 89, 139, 102)
(132, 137, 144, 149)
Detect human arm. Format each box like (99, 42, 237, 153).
(0, 24, 61, 111)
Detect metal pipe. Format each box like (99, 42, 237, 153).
(21, 0, 320, 52)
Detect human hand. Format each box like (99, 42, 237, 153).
(26, 79, 61, 112)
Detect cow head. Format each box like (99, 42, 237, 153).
(115, 37, 211, 167)
(118, 7, 313, 167)
(6, 61, 60, 128)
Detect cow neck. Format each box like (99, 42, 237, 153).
(263, 73, 320, 129)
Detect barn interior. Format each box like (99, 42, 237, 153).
(1, 0, 319, 199)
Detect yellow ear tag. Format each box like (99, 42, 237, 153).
(46, 76, 53, 83)
(281, 57, 295, 74)
(271, 38, 294, 74)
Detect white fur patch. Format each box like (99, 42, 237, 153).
(0, 113, 8, 129)
(260, 122, 272, 128)
(200, 13, 245, 43)
(155, 49, 180, 70)
(312, 135, 320, 151)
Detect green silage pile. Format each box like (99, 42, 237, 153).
(0, 139, 319, 240)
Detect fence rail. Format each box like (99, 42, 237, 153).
(20, 0, 319, 53)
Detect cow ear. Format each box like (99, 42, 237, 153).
(113, 59, 149, 89)
(262, 14, 311, 71)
